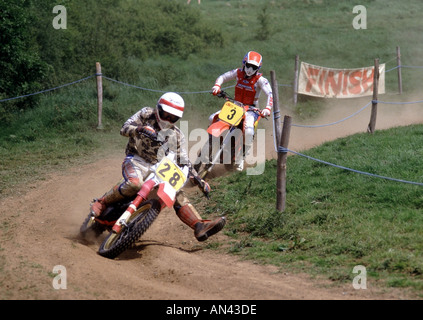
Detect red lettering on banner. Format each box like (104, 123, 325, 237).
(301, 62, 384, 98)
(300, 62, 384, 98)
(303, 66, 377, 97)
(361, 68, 374, 92)
(325, 71, 343, 96)
(348, 70, 363, 95)
(305, 66, 320, 93)
(342, 70, 350, 96)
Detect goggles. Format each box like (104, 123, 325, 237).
(245, 63, 259, 71)
(158, 105, 180, 123)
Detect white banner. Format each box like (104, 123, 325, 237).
(298, 62, 385, 98)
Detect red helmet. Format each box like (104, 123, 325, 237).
(242, 51, 262, 76)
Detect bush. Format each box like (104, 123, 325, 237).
(0, 0, 225, 121)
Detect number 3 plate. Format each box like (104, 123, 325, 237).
(218, 101, 244, 126)
(157, 158, 186, 191)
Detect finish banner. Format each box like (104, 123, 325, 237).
(298, 62, 385, 98)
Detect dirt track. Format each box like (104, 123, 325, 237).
(1, 100, 422, 300)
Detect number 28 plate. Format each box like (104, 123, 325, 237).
(156, 158, 186, 191)
(218, 101, 245, 126)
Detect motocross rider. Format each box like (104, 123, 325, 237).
(211, 51, 273, 171)
(91, 92, 226, 242)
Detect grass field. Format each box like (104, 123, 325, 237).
(1, 0, 423, 295)
(200, 125, 423, 294)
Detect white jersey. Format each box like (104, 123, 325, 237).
(215, 69, 273, 109)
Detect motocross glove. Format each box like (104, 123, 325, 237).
(137, 125, 158, 140)
(190, 174, 211, 198)
(201, 180, 211, 196)
(261, 106, 271, 118)
(212, 84, 221, 96)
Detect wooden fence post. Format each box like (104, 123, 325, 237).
(96, 62, 103, 130)
(367, 58, 379, 134)
(270, 70, 282, 146)
(293, 55, 299, 105)
(277, 115, 292, 212)
(396, 46, 403, 95)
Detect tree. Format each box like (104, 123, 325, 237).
(0, 0, 48, 114)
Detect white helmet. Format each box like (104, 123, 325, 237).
(156, 92, 185, 129)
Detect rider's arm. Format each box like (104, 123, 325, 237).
(255, 76, 273, 115)
(120, 108, 151, 137)
(213, 69, 238, 94)
(177, 131, 191, 167)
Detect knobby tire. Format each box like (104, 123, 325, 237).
(98, 199, 161, 259)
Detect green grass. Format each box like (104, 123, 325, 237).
(204, 125, 423, 293)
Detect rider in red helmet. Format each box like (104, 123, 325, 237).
(211, 51, 273, 171)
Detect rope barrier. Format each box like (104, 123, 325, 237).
(0, 74, 96, 103)
(0, 73, 293, 102)
(386, 65, 423, 73)
(375, 99, 423, 105)
(278, 146, 423, 186)
(292, 101, 372, 128)
(103, 76, 292, 93)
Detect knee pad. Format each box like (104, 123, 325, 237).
(119, 177, 142, 197)
(244, 127, 255, 146)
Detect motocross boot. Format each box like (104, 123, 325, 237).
(91, 185, 125, 217)
(176, 204, 226, 241)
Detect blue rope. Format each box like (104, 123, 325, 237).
(386, 65, 423, 72)
(0, 74, 96, 102)
(103, 76, 292, 93)
(385, 65, 399, 72)
(375, 99, 423, 105)
(278, 146, 423, 186)
(103, 76, 236, 94)
(292, 102, 372, 128)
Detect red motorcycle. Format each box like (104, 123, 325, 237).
(194, 91, 264, 178)
(80, 149, 199, 259)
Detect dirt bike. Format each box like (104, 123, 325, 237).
(194, 91, 265, 179)
(80, 148, 193, 259)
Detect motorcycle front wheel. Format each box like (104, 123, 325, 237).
(98, 199, 161, 259)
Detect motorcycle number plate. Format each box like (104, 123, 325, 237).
(156, 158, 186, 191)
(218, 101, 245, 126)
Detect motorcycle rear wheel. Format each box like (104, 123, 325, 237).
(80, 214, 106, 238)
(98, 199, 161, 259)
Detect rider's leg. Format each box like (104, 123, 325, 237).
(90, 181, 126, 217)
(91, 155, 148, 217)
(194, 112, 221, 171)
(234, 112, 256, 171)
(196, 134, 213, 166)
(174, 192, 226, 242)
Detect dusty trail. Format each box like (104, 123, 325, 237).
(1, 100, 421, 300)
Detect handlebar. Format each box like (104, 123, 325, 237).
(214, 90, 268, 119)
(216, 90, 232, 101)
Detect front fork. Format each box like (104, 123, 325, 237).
(111, 179, 157, 233)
